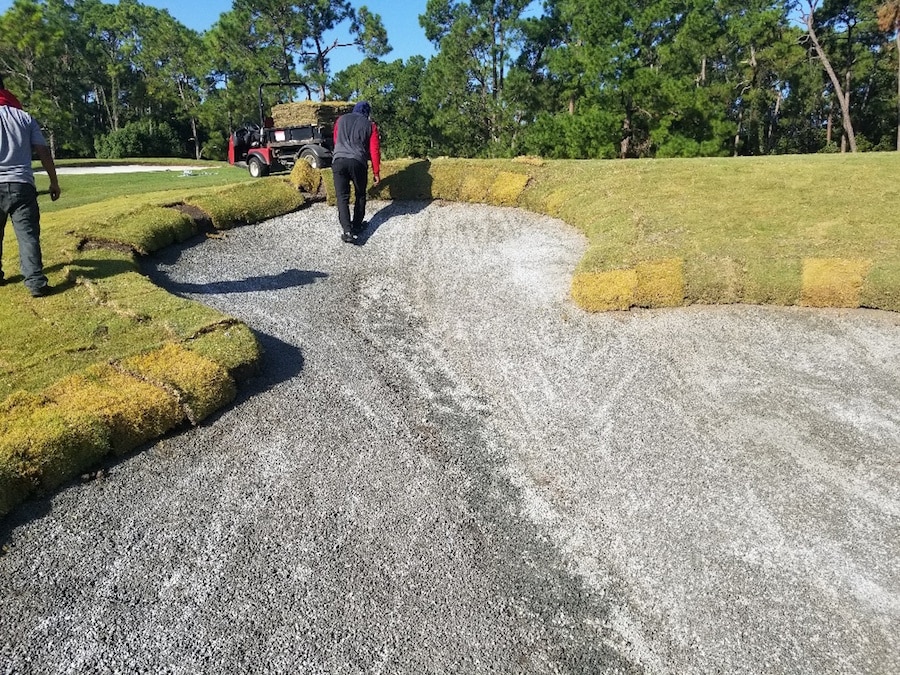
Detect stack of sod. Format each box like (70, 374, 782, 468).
(271, 101, 353, 127)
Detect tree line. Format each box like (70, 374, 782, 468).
(1, 0, 898, 160)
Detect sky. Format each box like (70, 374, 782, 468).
(0, 0, 438, 74)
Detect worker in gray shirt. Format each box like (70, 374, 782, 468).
(0, 74, 60, 297)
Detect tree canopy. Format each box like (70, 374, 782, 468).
(1, 0, 898, 160)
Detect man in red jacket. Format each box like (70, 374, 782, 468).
(331, 101, 380, 244)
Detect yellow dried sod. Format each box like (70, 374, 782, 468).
(45, 364, 183, 455)
(571, 258, 684, 311)
(571, 269, 638, 311)
(122, 343, 236, 424)
(489, 172, 530, 207)
(801, 258, 873, 308)
(289, 160, 323, 194)
(0, 391, 110, 515)
(634, 258, 685, 307)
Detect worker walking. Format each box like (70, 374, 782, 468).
(0, 75, 60, 297)
(332, 101, 380, 244)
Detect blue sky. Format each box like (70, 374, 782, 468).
(0, 0, 438, 73)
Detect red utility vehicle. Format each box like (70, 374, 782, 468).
(228, 82, 335, 177)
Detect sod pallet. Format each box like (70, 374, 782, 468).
(271, 101, 353, 127)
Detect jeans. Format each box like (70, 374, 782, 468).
(0, 182, 47, 291)
(331, 157, 369, 235)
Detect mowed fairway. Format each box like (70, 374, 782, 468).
(0, 200, 897, 673)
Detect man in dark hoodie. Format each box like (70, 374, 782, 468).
(331, 101, 380, 244)
(0, 75, 60, 297)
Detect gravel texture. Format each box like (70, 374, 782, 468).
(1, 200, 898, 674)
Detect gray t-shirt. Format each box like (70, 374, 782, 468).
(0, 105, 47, 185)
(332, 112, 372, 165)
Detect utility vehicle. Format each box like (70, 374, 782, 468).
(228, 83, 336, 177)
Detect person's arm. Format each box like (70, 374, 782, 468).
(369, 122, 381, 184)
(34, 144, 60, 201)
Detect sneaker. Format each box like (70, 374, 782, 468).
(341, 232, 360, 244)
(30, 284, 51, 297)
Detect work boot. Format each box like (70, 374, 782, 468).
(30, 283, 52, 297)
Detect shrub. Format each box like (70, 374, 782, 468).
(95, 120, 185, 159)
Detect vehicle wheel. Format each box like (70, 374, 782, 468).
(248, 156, 269, 178)
(300, 150, 320, 169)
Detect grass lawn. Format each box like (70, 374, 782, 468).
(2, 153, 899, 517)
(40, 160, 242, 212)
(3, 161, 259, 395)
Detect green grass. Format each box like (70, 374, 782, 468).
(2, 169, 299, 396)
(3, 153, 900, 518)
(37, 160, 251, 212)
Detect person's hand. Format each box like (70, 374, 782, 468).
(373, 173, 380, 185)
(49, 181, 60, 201)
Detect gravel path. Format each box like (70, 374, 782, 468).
(1, 200, 898, 673)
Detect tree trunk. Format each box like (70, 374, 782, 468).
(191, 116, 200, 160)
(896, 28, 900, 150)
(842, 70, 851, 152)
(733, 107, 743, 156)
(620, 99, 633, 159)
(805, 8, 857, 152)
(765, 90, 782, 154)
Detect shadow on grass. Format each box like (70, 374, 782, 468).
(376, 159, 434, 201)
(65, 257, 138, 280)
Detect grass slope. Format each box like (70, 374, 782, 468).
(3, 154, 899, 518)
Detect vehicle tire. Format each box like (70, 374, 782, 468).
(248, 156, 269, 178)
(300, 150, 321, 169)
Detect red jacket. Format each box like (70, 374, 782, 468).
(0, 89, 23, 109)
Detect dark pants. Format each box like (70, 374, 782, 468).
(331, 157, 369, 235)
(0, 182, 47, 291)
